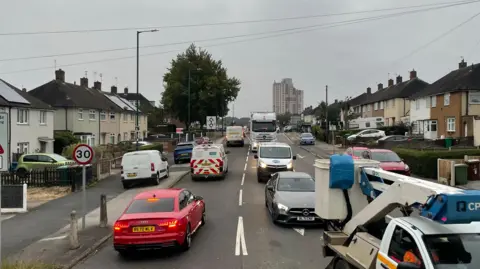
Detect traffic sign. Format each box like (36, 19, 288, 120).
(73, 144, 94, 165)
(206, 116, 216, 130)
(176, 128, 184, 134)
(0, 112, 8, 172)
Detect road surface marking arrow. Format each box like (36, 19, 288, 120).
(297, 154, 305, 159)
(293, 228, 305, 236)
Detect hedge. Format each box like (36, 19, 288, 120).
(393, 148, 480, 179)
(135, 143, 163, 152)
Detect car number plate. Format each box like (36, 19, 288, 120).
(132, 226, 155, 232)
(297, 216, 315, 221)
(127, 173, 137, 177)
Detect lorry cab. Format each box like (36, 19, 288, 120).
(254, 142, 296, 183)
(190, 143, 229, 180)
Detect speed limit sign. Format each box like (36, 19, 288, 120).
(73, 144, 94, 165)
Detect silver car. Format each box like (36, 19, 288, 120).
(264, 171, 323, 225)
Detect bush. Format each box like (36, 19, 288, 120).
(61, 144, 106, 161)
(53, 131, 79, 154)
(312, 125, 325, 141)
(393, 148, 480, 179)
(134, 143, 164, 152)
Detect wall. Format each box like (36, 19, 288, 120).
(140, 114, 148, 139)
(99, 110, 119, 144)
(53, 108, 67, 130)
(409, 97, 430, 123)
(360, 104, 372, 118)
(372, 101, 384, 117)
(119, 111, 136, 141)
(10, 107, 54, 154)
(67, 108, 100, 145)
(430, 92, 462, 138)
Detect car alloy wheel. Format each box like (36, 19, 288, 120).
(166, 167, 169, 178)
(185, 225, 192, 249)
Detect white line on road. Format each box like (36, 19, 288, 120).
(39, 235, 67, 241)
(244, 163, 247, 171)
(282, 133, 294, 144)
(241, 174, 245, 186)
(293, 228, 305, 236)
(297, 154, 305, 159)
(245, 156, 248, 162)
(239, 189, 243, 206)
(235, 216, 248, 256)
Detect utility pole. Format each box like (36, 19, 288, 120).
(325, 85, 328, 143)
(188, 69, 191, 131)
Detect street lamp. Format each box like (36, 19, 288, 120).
(187, 67, 201, 130)
(136, 29, 158, 151)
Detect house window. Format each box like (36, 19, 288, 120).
(17, 109, 29, 124)
(130, 113, 134, 121)
(430, 120, 437, 132)
(110, 134, 115, 144)
(431, 96, 436, 107)
(391, 99, 395, 107)
(17, 142, 29, 153)
(416, 99, 420, 109)
(447, 117, 455, 132)
(367, 105, 371, 112)
(100, 111, 106, 121)
(385, 100, 389, 108)
(110, 112, 115, 120)
(380, 101, 384, 109)
(89, 110, 96, 120)
(78, 109, 83, 120)
(374, 102, 378, 110)
(90, 137, 95, 146)
(39, 111, 46, 124)
(444, 93, 450, 106)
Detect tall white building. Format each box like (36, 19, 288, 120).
(272, 78, 304, 115)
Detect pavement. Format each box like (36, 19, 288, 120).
(7, 170, 189, 267)
(72, 135, 332, 269)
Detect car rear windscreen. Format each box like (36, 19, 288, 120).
(175, 144, 194, 150)
(125, 198, 175, 213)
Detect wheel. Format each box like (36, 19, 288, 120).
(257, 176, 262, 183)
(16, 168, 28, 178)
(334, 258, 353, 269)
(165, 167, 170, 178)
(270, 202, 278, 223)
(192, 176, 198, 181)
(265, 196, 268, 207)
(122, 181, 130, 189)
(152, 173, 160, 185)
(180, 224, 192, 251)
(201, 209, 206, 226)
(240, 143, 244, 147)
(117, 250, 130, 258)
(174, 160, 179, 164)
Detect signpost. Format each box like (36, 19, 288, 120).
(206, 116, 216, 130)
(72, 144, 94, 229)
(176, 128, 184, 142)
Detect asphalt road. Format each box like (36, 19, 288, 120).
(75, 138, 332, 269)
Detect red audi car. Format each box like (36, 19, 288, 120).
(113, 188, 206, 256)
(367, 149, 410, 176)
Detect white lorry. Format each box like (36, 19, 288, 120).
(249, 112, 277, 152)
(315, 156, 479, 269)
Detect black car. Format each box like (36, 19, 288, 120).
(264, 171, 322, 225)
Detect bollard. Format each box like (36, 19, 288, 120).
(69, 210, 80, 249)
(99, 194, 108, 228)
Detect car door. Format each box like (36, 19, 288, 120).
(184, 190, 200, 228)
(266, 174, 278, 207)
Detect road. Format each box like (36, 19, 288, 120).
(74, 135, 331, 269)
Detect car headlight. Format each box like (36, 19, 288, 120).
(276, 203, 288, 213)
(259, 161, 267, 168)
(405, 164, 410, 170)
(287, 161, 293, 169)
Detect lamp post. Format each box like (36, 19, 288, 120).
(187, 67, 201, 131)
(136, 29, 158, 150)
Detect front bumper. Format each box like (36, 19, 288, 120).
(174, 154, 191, 162)
(300, 140, 315, 145)
(275, 208, 323, 225)
(257, 166, 293, 178)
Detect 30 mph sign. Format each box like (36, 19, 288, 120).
(73, 144, 94, 165)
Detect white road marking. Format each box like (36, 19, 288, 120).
(241, 173, 245, 186)
(297, 154, 305, 159)
(39, 235, 68, 241)
(245, 156, 248, 162)
(244, 163, 247, 171)
(235, 216, 248, 256)
(293, 228, 305, 236)
(282, 133, 294, 144)
(239, 189, 243, 206)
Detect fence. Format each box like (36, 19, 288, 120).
(437, 155, 480, 186)
(343, 136, 476, 151)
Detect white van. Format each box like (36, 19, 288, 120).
(190, 144, 229, 180)
(254, 142, 296, 183)
(226, 126, 244, 147)
(121, 150, 169, 189)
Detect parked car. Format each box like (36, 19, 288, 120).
(16, 153, 76, 176)
(344, 147, 369, 159)
(375, 135, 425, 146)
(364, 149, 410, 176)
(121, 150, 169, 189)
(174, 142, 195, 164)
(346, 129, 385, 141)
(113, 188, 206, 256)
(299, 133, 315, 145)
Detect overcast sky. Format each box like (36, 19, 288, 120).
(1, 0, 479, 118)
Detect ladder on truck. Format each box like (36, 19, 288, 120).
(342, 166, 480, 235)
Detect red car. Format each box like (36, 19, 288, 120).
(113, 188, 206, 256)
(345, 147, 369, 159)
(366, 149, 410, 176)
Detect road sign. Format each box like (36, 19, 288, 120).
(176, 128, 184, 134)
(73, 144, 94, 165)
(0, 112, 8, 172)
(206, 116, 216, 130)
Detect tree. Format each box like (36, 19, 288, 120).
(161, 44, 241, 130)
(277, 113, 291, 126)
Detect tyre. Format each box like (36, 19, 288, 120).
(201, 209, 206, 226)
(152, 174, 160, 185)
(240, 142, 244, 147)
(165, 167, 170, 178)
(334, 258, 353, 269)
(192, 176, 198, 181)
(122, 181, 130, 189)
(117, 250, 130, 258)
(257, 176, 262, 183)
(174, 160, 179, 164)
(180, 224, 192, 251)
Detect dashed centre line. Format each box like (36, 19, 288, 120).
(241, 173, 245, 186)
(238, 189, 243, 206)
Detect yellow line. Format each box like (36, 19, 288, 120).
(377, 253, 397, 269)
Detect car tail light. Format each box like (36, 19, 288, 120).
(151, 163, 155, 172)
(159, 219, 178, 230)
(218, 159, 224, 168)
(114, 220, 129, 233)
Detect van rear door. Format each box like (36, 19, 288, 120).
(191, 148, 223, 175)
(122, 153, 152, 179)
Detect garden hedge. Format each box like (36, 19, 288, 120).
(136, 143, 164, 152)
(392, 148, 480, 179)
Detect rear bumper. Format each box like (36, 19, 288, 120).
(122, 173, 156, 182)
(226, 140, 244, 145)
(191, 171, 226, 179)
(113, 233, 184, 251)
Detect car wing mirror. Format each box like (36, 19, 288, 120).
(195, 195, 203, 201)
(267, 185, 274, 191)
(292, 155, 297, 160)
(254, 154, 258, 159)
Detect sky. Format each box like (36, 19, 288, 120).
(1, 0, 480, 118)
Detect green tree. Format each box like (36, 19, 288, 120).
(161, 44, 241, 130)
(277, 113, 291, 126)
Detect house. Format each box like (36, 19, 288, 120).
(117, 87, 152, 138)
(0, 79, 55, 164)
(103, 85, 140, 142)
(340, 87, 372, 125)
(29, 69, 125, 145)
(409, 60, 480, 142)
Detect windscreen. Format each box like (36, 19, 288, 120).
(125, 198, 175, 213)
(252, 121, 276, 132)
(175, 144, 194, 151)
(277, 177, 315, 192)
(301, 133, 313, 138)
(370, 151, 401, 162)
(52, 154, 68, 162)
(259, 146, 291, 159)
(423, 234, 478, 268)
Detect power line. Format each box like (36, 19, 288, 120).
(0, 0, 477, 36)
(0, 3, 475, 75)
(0, 1, 476, 63)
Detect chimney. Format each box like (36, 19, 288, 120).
(124, 87, 128, 94)
(55, 69, 65, 82)
(388, 79, 394, 87)
(378, 83, 383, 91)
(396, 75, 402, 84)
(80, 77, 88, 87)
(22, 88, 26, 92)
(459, 59, 467, 69)
(111, 86, 117, 94)
(93, 81, 101, 90)
(334, 99, 338, 103)
(410, 69, 417, 80)
(367, 87, 371, 94)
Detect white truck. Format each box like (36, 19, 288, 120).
(249, 112, 277, 152)
(315, 156, 479, 269)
